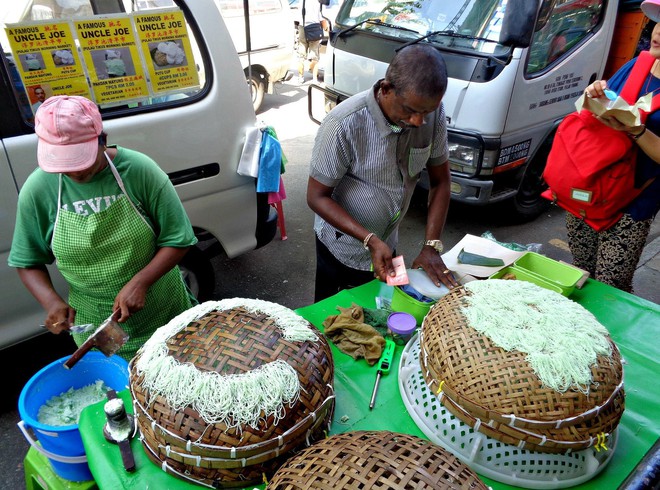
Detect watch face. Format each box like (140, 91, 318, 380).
(426, 240, 443, 252)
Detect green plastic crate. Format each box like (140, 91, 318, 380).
(489, 266, 564, 295)
(513, 252, 583, 296)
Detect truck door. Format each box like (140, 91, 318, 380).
(317, 0, 619, 219)
(506, 0, 614, 136)
(499, 0, 614, 216)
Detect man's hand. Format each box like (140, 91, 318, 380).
(412, 246, 459, 289)
(367, 236, 395, 282)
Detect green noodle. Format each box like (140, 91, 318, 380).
(462, 280, 612, 394)
(135, 299, 318, 430)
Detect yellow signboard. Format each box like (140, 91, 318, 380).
(134, 10, 199, 95)
(4, 7, 196, 112)
(4, 21, 91, 112)
(74, 16, 149, 105)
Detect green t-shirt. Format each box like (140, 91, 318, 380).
(9, 145, 197, 268)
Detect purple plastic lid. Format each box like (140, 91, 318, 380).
(387, 312, 417, 334)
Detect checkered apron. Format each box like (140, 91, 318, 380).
(51, 155, 193, 361)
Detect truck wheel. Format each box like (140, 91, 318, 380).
(247, 73, 265, 112)
(179, 246, 215, 302)
(509, 139, 552, 221)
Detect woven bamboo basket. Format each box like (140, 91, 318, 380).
(129, 300, 335, 487)
(420, 284, 625, 454)
(266, 431, 489, 489)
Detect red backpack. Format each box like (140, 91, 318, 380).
(542, 51, 660, 231)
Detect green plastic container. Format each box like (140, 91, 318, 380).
(391, 286, 435, 325)
(513, 252, 583, 296)
(489, 266, 564, 295)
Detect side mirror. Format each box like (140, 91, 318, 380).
(318, 0, 330, 5)
(499, 0, 541, 48)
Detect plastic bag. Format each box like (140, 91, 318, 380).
(481, 231, 542, 253)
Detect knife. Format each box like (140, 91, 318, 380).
(64, 310, 129, 370)
(40, 323, 95, 334)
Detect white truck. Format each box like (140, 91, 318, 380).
(311, 0, 647, 219)
(0, 0, 277, 349)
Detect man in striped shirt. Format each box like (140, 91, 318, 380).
(307, 44, 458, 302)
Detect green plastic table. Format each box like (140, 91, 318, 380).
(79, 279, 660, 489)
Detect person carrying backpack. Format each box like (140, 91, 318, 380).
(565, 0, 660, 293)
(295, 2, 328, 84)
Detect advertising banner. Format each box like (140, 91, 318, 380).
(3, 7, 195, 111)
(74, 16, 149, 104)
(134, 9, 199, 95)
(4, 21, 91, 113)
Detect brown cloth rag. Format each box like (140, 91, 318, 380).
(323, 303, 385, 366)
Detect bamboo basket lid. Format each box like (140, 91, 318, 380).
(420, 284, 624, 453)
(129, 300, 335, 487)
(267, 431, 489, 489)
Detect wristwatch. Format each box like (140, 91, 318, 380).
(424, 239, 443, 253)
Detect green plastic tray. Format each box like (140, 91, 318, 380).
(513, 252, 583, 296)
(489, 266, 564, 295)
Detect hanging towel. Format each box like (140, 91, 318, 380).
(257, 130, 283, 193)
(264, 126, 287, 174)
(268, 177, 287, 205)
(237, 126, 262, 178)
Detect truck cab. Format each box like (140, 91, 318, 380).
(0, 0, 277, 349)
(312, 0, 638, 219)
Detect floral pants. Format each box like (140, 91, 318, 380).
(566, 213, 653, 293)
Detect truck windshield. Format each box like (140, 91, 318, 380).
(337, 0, 507, 53)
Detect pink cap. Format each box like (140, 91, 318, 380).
(642, 0, 660, 22)
(35, 96, 103, 173)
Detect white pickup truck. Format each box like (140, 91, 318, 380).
(0, 0, 277, 349)
(311, 0, 647, 219)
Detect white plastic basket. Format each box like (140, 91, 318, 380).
(398, 334, 617, 489)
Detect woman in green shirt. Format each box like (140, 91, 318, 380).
(9, 95, 197, 361)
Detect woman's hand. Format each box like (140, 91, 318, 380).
(44, 302, 76, 334)
(584, 80, 608, 99)
(597, 114, 635, 132)
(113, 278, 149, 322)
(586, 80, 644, 135)
(112, 246, 190, 322)
(597, 114, 646, 137)
(17, 266, 75, 333)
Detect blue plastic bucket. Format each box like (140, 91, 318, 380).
(18, 352, 129, 481)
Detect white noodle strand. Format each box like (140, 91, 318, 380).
(135, 299, 317, 428)
(461, 280, 612, 393)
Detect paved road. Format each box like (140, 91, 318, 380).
(1, 77, 658, 490)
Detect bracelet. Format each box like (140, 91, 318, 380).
(630, 125, 646, 140)
(363, 232, 374, 249)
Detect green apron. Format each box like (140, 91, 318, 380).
(51, 153, 193, 361)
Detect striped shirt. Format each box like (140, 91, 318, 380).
(310, 81, 449, 270)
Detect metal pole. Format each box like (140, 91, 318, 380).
(243, 0, 253, 95)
